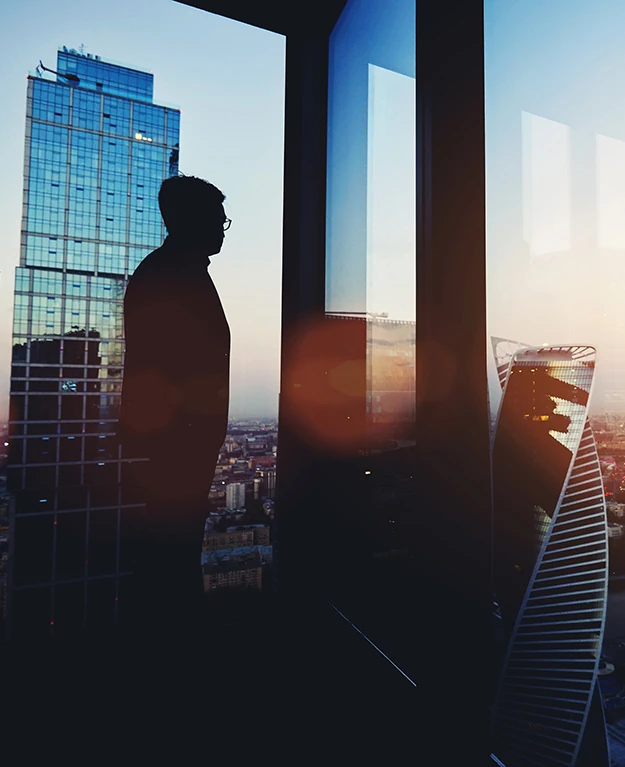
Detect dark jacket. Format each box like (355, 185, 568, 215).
(118, 238, 230, 464)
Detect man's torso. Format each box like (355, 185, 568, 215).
(119, 242, 231, 460)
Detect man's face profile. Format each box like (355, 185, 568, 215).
(181, 203, 226, 255)
(158, 176, 227, 257)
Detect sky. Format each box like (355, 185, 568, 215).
(325, 0, 415, 320)
(485, 0, 625, 416)
(366, 64, 415, 322)
(0, 0, 285, 424)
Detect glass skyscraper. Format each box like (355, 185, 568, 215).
(6, 47, 180, 638)
(491, 344, 609, 767)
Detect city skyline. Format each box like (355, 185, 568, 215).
(0, 0, 286, 422)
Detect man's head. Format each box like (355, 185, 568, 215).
(158, 175, 227, 255)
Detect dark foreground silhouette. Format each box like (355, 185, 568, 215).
(118, 175, 231, 638)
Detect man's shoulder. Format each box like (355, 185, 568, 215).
(128, 246, 167, 280)
(125, 247, 171, 299)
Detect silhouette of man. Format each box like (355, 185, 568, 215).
(118, 175, 230, 638)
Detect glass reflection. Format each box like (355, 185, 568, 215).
(5, 33, 284, 640)
(485, 5, 625, 757)
(494, 348, 594, 616)
(321, 0, 417, 681)
(491, 346, 608, 766)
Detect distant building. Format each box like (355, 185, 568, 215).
(491, 344, 608, 767)
(608, 522, 624, 538)
(6, 46, 180, 638)
(203, 528, 254, 551)
(203, 564, 262, 592)
(262, 499, 275, 519)
(254, 456, 275, 468)
(228, 524, 270, 545)
(259, 545, 273, 564)
(607, 503, 625, 518)
(202, 547, 262, 592)
(258, 469, 276, 498)
(226, 482, 246, 510)
(202, 524, 270, 552)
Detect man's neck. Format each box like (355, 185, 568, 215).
(163, 235, 212, 271)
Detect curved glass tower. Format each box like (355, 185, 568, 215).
(491, 345, 609, 767)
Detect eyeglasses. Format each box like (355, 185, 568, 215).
(223, 217, 232, 231)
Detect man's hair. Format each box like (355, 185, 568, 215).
(158, 175, 225, 235)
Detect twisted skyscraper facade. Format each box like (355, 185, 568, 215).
(491, 343, 609, 767)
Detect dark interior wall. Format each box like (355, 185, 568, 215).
(416, 1, 492, 757)
(416, 1, 489, 614)
(176, 0, 348, 37)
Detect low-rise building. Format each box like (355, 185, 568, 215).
(608, 522, 624, 539)
(202, 547, 263, 592)
(226, 482, 247, 510)
(226, 524, 270, 545)
(203, 528, 255, 551)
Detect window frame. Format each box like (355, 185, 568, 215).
(175, 1, 490, 758)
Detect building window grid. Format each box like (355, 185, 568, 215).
(165, 109, 180, 148)
(103, 95, 131, 139)
(58, 53, 154, 103)
(66, 240, 97, 273)
(124, 101, 134, 253)
(31, 79, 70, 125)
(97, 244, 126, 276)
(11, 56, 180, 628)
(71, 90, 102, 132)
(33, 67, 175, 148)
(99, 135, 129, 247)
(132, 102, 166, 144)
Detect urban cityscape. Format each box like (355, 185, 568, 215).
(0, 46, 282, 638)
(0, 43, 415, 640)
(5, 8, 625, 767)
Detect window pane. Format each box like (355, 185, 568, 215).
(4, 21, 285, 639)
(322, 0, 417, 680)
(485, 2, 617, 764)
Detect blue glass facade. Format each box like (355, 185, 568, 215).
(57, 47, 154, 102)
(7, 49, 180, 636)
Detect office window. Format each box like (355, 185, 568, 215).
(103, 96, 131, 137)
(3, 11, 284, 642)
(72, 90, 102, 131)
(320, 0, 417, 681)
(98, 244, 126, 275)
(166, 109, 180, 147)
(132, 103, 166, 144)
(485, 2, 622, 764)
(32, 79, 70, 125)
(66, 241, 96, 273)
(32, 270, 63, 296)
